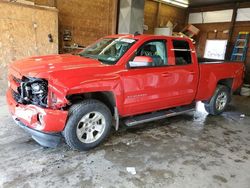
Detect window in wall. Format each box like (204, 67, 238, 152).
(173, 40, 192, 65)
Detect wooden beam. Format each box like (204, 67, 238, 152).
(112, 0, 118, 34)
(225, 2, 239, 60)
(189, 3, 235, 13)
(155, 2, 161, 28)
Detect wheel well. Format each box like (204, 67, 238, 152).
(217, 78, 233, 102)
(203, 78, 234, 104)
(217, 78, 233, 92)
(66, 92, 116, 115)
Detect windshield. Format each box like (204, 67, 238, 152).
(79, 38, 136, 64)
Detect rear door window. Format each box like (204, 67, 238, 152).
(172, 40, 192, 65)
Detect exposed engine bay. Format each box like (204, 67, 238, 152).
(12, 77, 48, 107)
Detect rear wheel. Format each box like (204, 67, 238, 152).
(204, 85, 230, 115)
(63, 99, 112, 151)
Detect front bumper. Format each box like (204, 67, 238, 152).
(14, 118, 61, 148)
(6, 88, 69, 147)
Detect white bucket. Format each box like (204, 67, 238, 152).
(241, 84, 250, 96)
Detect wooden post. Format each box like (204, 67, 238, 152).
(111, 0, 118, 34)
(225, 2, 239, 60)
(155, 2, 161, 28)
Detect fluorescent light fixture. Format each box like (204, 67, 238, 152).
(174, 0, 189, 5)
(171, 1, 188, 7)
(161, 0, 189, 8)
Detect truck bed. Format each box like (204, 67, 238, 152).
(198, 57, 241, 64)
(195, 59, 244, 101)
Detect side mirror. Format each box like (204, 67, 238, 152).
(129, 56, 153, 68)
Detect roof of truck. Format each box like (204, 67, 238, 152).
(105, 34, 190, 41)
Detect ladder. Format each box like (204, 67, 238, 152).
(230, 32, 249, 61)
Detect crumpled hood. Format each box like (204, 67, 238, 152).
(9, 54, 121, 98)
(10, 54, 106, 77)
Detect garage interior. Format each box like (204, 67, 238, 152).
(0, 0, 250, 187)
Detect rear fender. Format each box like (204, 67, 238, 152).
(204, 78, 233, 103)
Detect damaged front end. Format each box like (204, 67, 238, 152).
(11, 75, 69, 109)
(7, 75, 69, 147)
(7, 73, 69, 132)
(12, 77, 48, 108)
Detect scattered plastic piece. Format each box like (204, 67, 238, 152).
(126, 142, 130, 146)
(240, 114, 245, 118)
(126, 167, 136, 175)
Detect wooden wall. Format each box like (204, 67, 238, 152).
(189, 2, 250, 83)
(33, 0, 55, 6)
(56, 0, 117, 51)
(25, 0, 55, 6)
(0, 1, 58, 94)
(193, 23, 231, 57)
(26, 0, 117, 50)
(144, 0, 187, 34)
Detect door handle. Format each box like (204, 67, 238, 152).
(190, 72, 195, 75)
(162, 72, 171, 77)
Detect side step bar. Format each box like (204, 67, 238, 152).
(124, 103, 196, 127)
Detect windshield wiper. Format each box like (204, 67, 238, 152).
(97, 58, 115, 65)
(79, 54, 97, 59)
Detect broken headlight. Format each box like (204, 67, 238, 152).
(18, 77, 48, 107)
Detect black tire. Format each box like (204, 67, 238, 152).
(63, 99, 112, 151)
(204, 85, 230, 115)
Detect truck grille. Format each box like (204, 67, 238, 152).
(13, 76, 21, 84)
(9, 75, 48, 107)
(10, 75, 22, 103)
(11, 89, 21, 103)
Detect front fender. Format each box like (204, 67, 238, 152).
(65, 75, 125, 115)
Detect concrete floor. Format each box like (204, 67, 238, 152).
(0, 96, 250, 188)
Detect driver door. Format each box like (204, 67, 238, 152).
(121, 39, 175, 116)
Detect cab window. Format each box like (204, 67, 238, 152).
(172, 40, 192, 65)
(135, 40, 167, 67)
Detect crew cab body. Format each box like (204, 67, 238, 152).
(6, 34, 244, 150)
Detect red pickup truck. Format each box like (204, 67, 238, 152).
(6, 34, 244, 151)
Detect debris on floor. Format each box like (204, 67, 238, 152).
(240, 114, 245, 118)
(126, 167, 136, 175)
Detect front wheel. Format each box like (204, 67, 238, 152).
(63, 99, 112, 151)
(204, 85, 230, 115)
